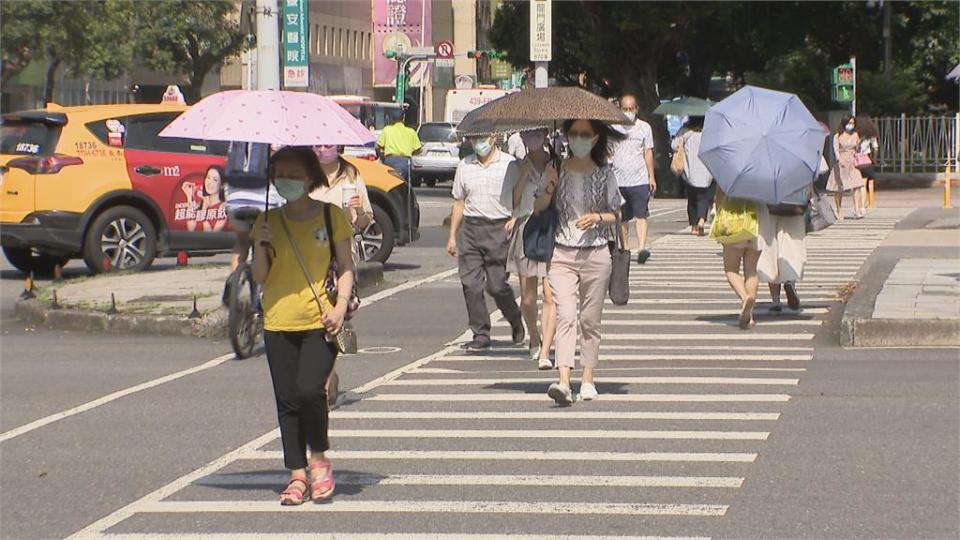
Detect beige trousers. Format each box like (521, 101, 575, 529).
(548, 245, 612, 369)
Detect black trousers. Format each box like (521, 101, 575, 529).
(457, 218, 522, 340)
(686, 181, 716, 226)
(263, 329, 338, 470)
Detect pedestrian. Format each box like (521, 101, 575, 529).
(376, 108, 422, 183)
(826, 116, 865, 220)
(713, 189, 762, 329)
(855, 115, 880, 217)
(506, 131, 528, 160)
(535, 119, 623, 405)
(447, 133, 525, 351)
(759, 186, 811, 313)
(611, 94, 656, 263)
(506, 128, 557, 369)
(251, 146, 356, 505)
(224, 142, 284, 274)
(671, 117, 715, 236)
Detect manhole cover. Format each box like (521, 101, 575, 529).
(357, 346, 402, 354)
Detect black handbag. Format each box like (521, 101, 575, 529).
(522, 206, 558, 262)
(608, 221, 631, 305)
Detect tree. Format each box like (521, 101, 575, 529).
(134, 0, 248, 103)
(1, 1, 135, 103)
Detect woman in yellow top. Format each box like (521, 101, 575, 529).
(251, 146, 355, 506)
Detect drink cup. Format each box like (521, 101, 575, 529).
(342, 182, 357, 208)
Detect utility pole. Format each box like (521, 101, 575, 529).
(851, 56, 857, 118)
(883, 0, 892, 73)
(255, 0, 280, 90)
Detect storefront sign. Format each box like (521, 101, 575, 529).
(374, 0, 432, 87)
(282, 0, 309, 88)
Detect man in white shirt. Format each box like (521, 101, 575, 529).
(611, 94, 657, 264)
(447, 134, 525, 351)
(506, 132, 527, 160)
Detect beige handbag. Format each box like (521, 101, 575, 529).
(670, 137, 686, 176)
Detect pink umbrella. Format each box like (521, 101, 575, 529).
(159, 90, 376, 146)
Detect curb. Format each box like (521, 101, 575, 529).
(842, 316, 960, 347)
(14, 261, 384, 337)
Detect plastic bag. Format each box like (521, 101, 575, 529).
(709, 198, 759, 244)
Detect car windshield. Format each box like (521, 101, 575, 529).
(418, 124, 457, 143)
(0, 121, 59, 156)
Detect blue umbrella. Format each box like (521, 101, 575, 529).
(698, 85, 826, 205)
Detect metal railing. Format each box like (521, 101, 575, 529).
(875, 114, 960, 174)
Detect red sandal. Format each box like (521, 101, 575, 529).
(308, 458, 335, 501)
(279, 476, 309, 506)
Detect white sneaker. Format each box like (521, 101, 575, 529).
(579, 383, 598, 401)
(547, 383, 573, 406)
(537, 357, 553, 370)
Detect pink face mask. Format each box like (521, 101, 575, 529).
(317, 146, 340, 164)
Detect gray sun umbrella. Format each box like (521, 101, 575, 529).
(457, 86, 631, 136)
(946, 63, 960, 81)
(652, 96, 713, 116)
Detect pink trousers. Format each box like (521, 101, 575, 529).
(548, 245, 612, 369)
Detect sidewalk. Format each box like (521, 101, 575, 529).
(842, 209, 960, 347)
(14, 262, 384, 337)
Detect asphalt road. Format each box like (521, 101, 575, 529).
(1, 190, 957, 540)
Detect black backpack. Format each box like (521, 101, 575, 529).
(225, 142, 270, 189)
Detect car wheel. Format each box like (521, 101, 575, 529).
(82, 206, 157, 273)
(361, 204, 396, 263)
(2, 246, 70, 277)
(425, 177, 437, 187)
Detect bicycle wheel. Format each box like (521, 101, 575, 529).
(228, 264, 260, 359)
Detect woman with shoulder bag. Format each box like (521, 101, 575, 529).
(759, 183, 812, 314)
(251, 146, 356, 506)
(534, 119, 623, 406)
(672, 117, 715, 236)
(506, 128, 558, 369)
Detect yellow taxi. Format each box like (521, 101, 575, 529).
(0, 103, 418, 274)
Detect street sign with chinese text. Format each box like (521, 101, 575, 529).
(374, 0, 433, 88)
(282, 0, 309, 88)
(530, 0, 552, 62)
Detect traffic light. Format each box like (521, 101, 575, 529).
(384, 50, 397, 59)
(832, 64, 854, 103)
(467, 50, 507, 59)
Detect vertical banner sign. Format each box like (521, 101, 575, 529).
(530, 0, 552, 62)
(374, 0, 433, 88)
(282, 0, 309, 88)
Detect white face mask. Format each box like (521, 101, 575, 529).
(274, 178, 306, 201)
(472, 138, 493, 158)
(845, 123, 855, 132)
(567, 135, 598, 159)
(623, 111, 637, 122)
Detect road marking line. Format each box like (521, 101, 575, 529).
(383, 376, 798, 386)
(597, 333, 814, 340)
(492, 320, 822, 327)
(242, 450, 758, 463)
(137, 500, 728, 517)
(596, 345, 813, 351)
(331, 411, 780, 420)
(92, 535, 709, 540)
(5, 266, 464, 446)
(328, 429, 770, 440)
(0, 352, 235, 444)
(436, 367, 806, 374)
(439, 354, 810, 362)
(594, 298, 833, 305)
(366, 393, 791, 402)
(198, 472, 744, 488)
(601, 308, 828, 315)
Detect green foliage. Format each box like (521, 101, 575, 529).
(860, 67, 928, 116)
(0, 1, 53, 83)
(490, 1, 959, 115)
(134, 0, 248, 102)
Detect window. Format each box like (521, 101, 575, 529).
(417, 123, 458, 143)
(314, 24, 320, 54)
(353, 31, 359, 59)
(0, 121, 60, 156)
(322, 26, 328, 56)
(124, 113, 226, 155)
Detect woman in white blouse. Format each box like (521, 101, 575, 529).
(534, 119, 623, 406)
(309, 145, 375, 262)
(672, 117, 715, 236)
(506, 129, 557, 369)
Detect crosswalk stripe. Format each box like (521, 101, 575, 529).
(243, 450, 759, 462)
(597, 333, 814, 340)
(331, 411, 780, 421)
(198, 472, 745, 488)
(603, 308, 828, 315)
(82, 535, 712, 540)
(366, 393, 791, 402)
(597, 345, 814, 351)
(383, 376, 799, 386)
(439, 354, 810, 362)
(138, 500, 729, 517)
(492, 320, 822, 327)
(328, 429, 770, 440)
